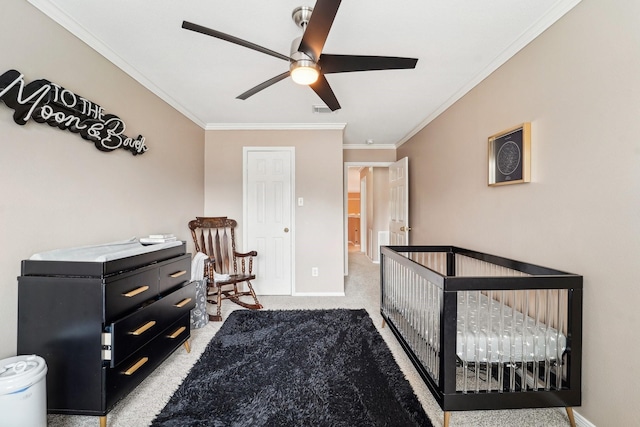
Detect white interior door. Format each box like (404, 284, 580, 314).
(389, 157, 410, 245)
(245, 148, 293, 295)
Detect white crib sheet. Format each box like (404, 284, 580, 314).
(456, 292, 566, 363)
(29, 238, 182, 262)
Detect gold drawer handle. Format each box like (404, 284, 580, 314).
(170, 270, 187, 278)
(175, 298, 192, 308)
(130, 320, 156, 336)
(123, 357, 148, 376)
(168, 326, 186, 339)
(122, 285, 150, 298)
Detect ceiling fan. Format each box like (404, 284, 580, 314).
(182, 0, 418, 111)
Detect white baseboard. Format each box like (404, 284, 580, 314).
(574, 409, 596, 427)
(292, 292, 346, 297)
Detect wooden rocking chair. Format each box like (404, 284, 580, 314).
(188, 217, 262, 321)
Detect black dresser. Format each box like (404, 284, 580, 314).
(17, 242, 195, 425)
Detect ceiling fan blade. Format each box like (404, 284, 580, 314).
(309, 74, 341, 111)
(319, 54, 418, 74)
(236, 72, 291, 100)
(297, 0, 342, 61)
(182, 21, 291, 62)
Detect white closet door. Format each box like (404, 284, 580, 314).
(245, 148, 294, 295)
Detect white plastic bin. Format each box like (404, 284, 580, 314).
(0, 355, 48, 427)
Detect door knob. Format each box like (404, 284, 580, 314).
(400, 226, 412, 232)
(284, 227, 289, 233)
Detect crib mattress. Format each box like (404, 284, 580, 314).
(456, 292, 566, 363)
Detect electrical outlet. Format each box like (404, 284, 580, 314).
(311, 267, 319, 277)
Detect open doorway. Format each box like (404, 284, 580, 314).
(347, 167, 364, 253)
(343, 162, 392, 275)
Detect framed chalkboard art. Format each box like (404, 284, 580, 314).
(488, 123, 531, 186)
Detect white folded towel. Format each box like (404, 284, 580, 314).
(191, 252, 209, 281)
(214, 272, 230, 282)
(191, 252, 232, 282)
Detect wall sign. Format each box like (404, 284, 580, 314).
(0, 69, 147, 155)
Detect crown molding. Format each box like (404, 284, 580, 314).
(342, 144, 396, 150)
(204, 123, 346, 131)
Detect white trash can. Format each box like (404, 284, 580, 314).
(0, 355, 48, 427)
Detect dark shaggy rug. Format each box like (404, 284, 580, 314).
(151, 309, 432, 427)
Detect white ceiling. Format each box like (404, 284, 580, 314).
(27, 0, 581, 147)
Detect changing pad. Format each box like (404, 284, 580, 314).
(29, 237, 183, 262)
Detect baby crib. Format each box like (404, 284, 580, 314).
(380, 246, 582, 427)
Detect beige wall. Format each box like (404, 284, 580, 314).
(343, 148, 396, 163)
(0, 0, 205, 358)
(204, 129, 344, 294)
(398, 0, 640, 425)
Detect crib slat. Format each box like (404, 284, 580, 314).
(474, 290, 481, 393)
(498, 290, 505, 392)
(532, 289, 541, 390)
(487, 290, 495, 392)
(556, 289, 566, 390)
(522, 289, 529, 392)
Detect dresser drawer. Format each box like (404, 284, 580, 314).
(105, 314, 191, 412)
(161, 281, 197, 315)
(108, 281, 196, 366)
(105, 267, 158, 322)
(159, 254, 191, 294)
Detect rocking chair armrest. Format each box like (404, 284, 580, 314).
(233, 250, 256, 275)
(234, 250, 258, 257)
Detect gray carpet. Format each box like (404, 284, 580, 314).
(48, 249, 574, 427)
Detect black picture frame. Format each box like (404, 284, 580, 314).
(488, 123, 531, 186)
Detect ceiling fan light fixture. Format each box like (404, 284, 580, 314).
(290, 60, 319, 85)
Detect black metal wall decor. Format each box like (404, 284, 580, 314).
(0, 69, 147, 155)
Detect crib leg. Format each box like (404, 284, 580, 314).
(565, 407, 576, 427)
(443, 411, 451, 427)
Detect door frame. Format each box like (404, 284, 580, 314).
(243, 146, 296, 294)
(343, 161, 392, 276)
(360, 175, 367, 253)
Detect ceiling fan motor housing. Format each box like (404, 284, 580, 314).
(291, 6, 319, 83)
(291, 36, 315, 62)
(292, 7, 317, 64)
